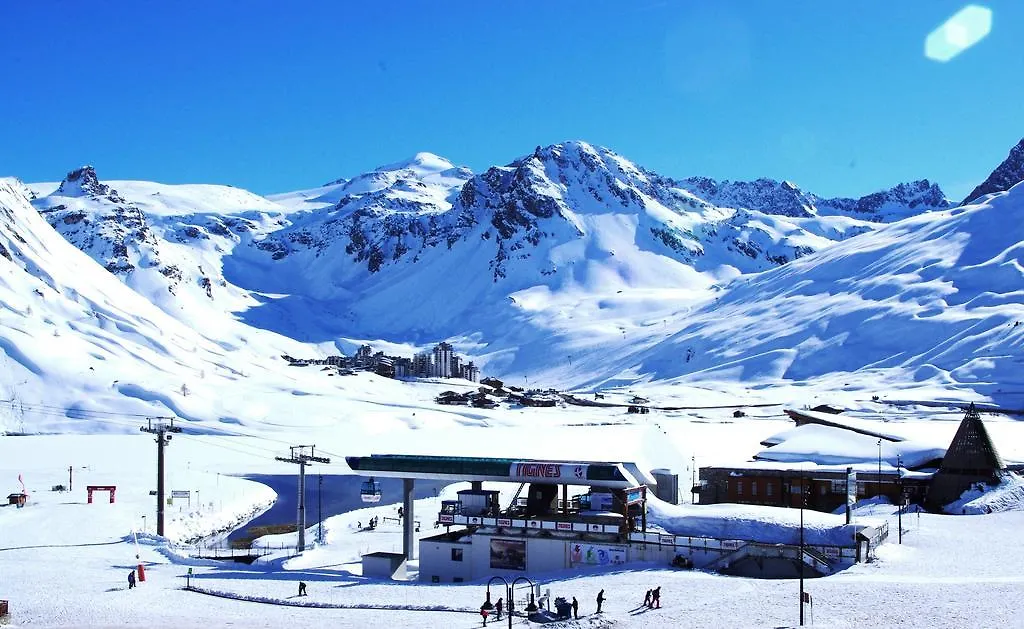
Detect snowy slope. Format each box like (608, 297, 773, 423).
(596, 182, 1024, 408)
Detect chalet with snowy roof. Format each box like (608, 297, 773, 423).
(695, 404, 1007, 513)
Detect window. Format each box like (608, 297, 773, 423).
(431, 575, 440, 583)
(451, 548, 464, 562)
(751, 482, 758, 497)
(820, 484, 827, 496)
(766, 483, 774, 497)
(737, 480, 744, 495)
(453, 577, 464, 583)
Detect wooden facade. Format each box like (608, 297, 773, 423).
(697, 467, 929, 512)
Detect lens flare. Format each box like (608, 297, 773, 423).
(925, 5, 992, 62)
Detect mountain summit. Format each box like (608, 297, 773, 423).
(963, 138, 1024, 205)
(55, 165, 123, 202)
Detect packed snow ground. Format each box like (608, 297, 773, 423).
(4, 397, 1024, 628)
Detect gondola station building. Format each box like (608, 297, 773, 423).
(346, 453, 880, 583)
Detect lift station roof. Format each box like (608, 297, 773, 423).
(345, 454, 644, 489)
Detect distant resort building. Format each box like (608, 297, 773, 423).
(695, 404, 1008, 513)
(283, 342, 480, 382)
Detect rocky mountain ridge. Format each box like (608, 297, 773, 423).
(963, 138, 1024, 205)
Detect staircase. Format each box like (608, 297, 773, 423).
(705, 542, 833, 577)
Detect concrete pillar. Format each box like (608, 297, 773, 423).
(403, 478, 415, 560)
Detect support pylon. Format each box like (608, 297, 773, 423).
(140, 417, 182, 537)
(276, 446, 330, 551)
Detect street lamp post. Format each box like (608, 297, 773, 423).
(482, 575, 538, 629)
(799, 470, 806, 626)
(896, 454, 903, 544)
(691, 455, 697, 504)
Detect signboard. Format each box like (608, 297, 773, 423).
(490, 539, 526, 571)
(659, 534, 675, 546)
(438, 514, 454, 524)
(570, 543, 627, 566)
(845, 467, 857, 524)
(555, 522, 572, 531)
(721, 539, 741, 550)
(508, 463, 588, 483)
(171, 490, 190, 499)
(625, 486, 646, 505)
(497, 518, 512, 527)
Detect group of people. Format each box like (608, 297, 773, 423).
(642, 586, 662, 609)
(481, 589, 605, 624)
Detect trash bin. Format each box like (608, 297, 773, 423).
(137, 564, 146, 582)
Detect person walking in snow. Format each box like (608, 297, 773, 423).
(495, 597, 503, 620)
(596, 589, 605, 613)
(651, 586, 661, 609)
(480, 606, 489, 626)
(298, 581, 307, 596)
(127, 569, 136, 589)
(572, 596, 579, 619)
(643, 589, 652, 608)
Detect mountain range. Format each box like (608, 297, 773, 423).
(3, 138, 1024, 432)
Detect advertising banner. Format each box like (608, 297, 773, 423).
(569, 543, 627, 566)
(625, 486, 646, 505)
(490, 538, 527, 571)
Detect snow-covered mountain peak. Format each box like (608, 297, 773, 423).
(376, 152, 455, 176)
(963, 138, 1024, 205)
(54, 165, 122, 202)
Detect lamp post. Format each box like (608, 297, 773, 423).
(318, 473, 323, 545)
(691, 455, 697, 504)
(799, 470, 806, 626)
(896, 454, 903, 544)
(482, 575, 538, 629)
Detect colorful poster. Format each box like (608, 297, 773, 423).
(570, 543, 627, 566)
(490, 538, 527, 571)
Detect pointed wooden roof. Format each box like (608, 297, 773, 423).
(939, 403, 1004, 474)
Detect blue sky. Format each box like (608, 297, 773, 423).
(2, 1, 1020, 201)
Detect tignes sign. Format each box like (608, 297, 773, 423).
(508, 462, 588, 482)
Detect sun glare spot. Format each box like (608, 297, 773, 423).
(925, 4, 992, 62)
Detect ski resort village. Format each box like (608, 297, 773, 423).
(4, 5, 1024, 626)
(5, 138, 1024, 627)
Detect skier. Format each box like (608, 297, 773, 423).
(298, 581, 307, 596)
(572, 596, 579, 620)
(495, 597, 503, 620)
(643, 589, 652, 608)
(596, 589, 605, 613)
(652, 586, 661, 609)
(127, 569, 136, 589)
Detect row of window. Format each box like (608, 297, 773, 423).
(733, 479, 885, 498)
(735, 480, 774, 496)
